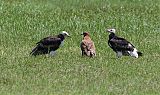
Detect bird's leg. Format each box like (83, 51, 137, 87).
(82, 51, 84, 56)
(48, 47, 50, 54)
(116, 51, 122, 58)
(49, 51, 56, 56)
(86, 51, 91, 56)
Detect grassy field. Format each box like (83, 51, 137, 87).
(0, 0, 160, 95)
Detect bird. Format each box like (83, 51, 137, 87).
(80, 32, 96, 57)
(30, 31, 70, 56)
(106, 28, 142, 58)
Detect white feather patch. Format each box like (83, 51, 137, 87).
(129, 48, 138, 58)
(128, 43, 132, 47)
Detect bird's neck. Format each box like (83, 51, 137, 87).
(109, 33, 115, 40)
(58, 34, 65, 41)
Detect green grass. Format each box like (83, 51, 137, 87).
(0, 0, 160, 95)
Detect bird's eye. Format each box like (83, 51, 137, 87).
(110, 30, 112, 31)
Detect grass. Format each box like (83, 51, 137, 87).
(0, 0, 160, 95)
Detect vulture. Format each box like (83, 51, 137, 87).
(30, 31, 70, 56)
(106, 28, 142, 58)
(80, 32, 96, 57)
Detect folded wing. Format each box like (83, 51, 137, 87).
(30, 36, 62, 56)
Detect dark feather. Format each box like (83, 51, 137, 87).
(107, 30, 142, 58)
(30, 44, 48, 56)
(37, 36, 62, 48)
(30, 34, 64, 56)
(108, 33, 134, 52)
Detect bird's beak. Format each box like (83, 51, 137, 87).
(66, 34, 70, 37)
(106, 29, 110, 32)
(81, 33, 83, 35)
(66, 33, 70, 37)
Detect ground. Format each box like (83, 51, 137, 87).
(0, 0, 160, 95)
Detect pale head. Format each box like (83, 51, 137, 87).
(107, 28, 116, 33)
(61, 31, 70, 37)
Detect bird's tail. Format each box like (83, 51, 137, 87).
(30, 45, 39, 56)
(137, 51, 142, 56)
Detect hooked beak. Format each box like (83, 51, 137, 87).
(67, 34, 70, 37)
(106, 29, 110, 32)
(66, 33, 70, 37)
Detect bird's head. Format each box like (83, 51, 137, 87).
(106, 28, 116, 34)
(61, 31, 70, 37)
(81, 32, 90, 36)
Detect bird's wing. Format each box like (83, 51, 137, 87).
(87, 41, 95, 51)
(30, 44, 49, 56)
(80, 40, 87, 51)
(37, 36, 62, 48)
(110, 37, 134, 51)
(81, 40, 95, 51)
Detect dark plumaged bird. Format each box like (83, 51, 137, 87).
(106, 28, 142, 58)
(80, 32, 96, 57)
(30, 31, 70, 56)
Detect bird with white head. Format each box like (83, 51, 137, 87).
(30, 31, 70, 56)
(106, 28, 142, 58)
(107, 28, 116, 33)
(61, 31, 70, 37)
